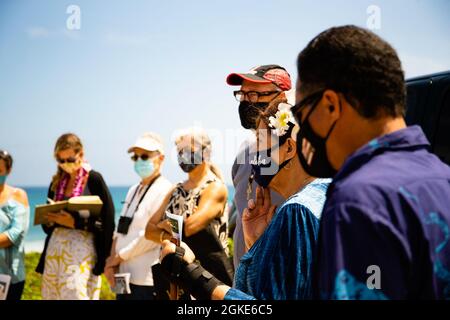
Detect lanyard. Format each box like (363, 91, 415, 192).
(124, 175, 160, 218)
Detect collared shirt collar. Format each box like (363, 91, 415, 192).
(334, 125, 430, 182)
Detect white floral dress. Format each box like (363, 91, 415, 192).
(41, 227, 101, 300)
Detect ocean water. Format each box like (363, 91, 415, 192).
(22, 184, 235, 252)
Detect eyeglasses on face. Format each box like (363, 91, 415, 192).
(233, 90, 281, 103)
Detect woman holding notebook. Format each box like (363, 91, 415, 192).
(35, 133, 115, 300)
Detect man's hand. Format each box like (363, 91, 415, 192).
(242, 186, 277, 250)
(159, 240, 196, 264)
(46, 210, 75, 229)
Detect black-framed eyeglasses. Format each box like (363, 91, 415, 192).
(233, 90, 281, 103)
(131, 154, 151, 162)
(291, 89, 326, 122)
(57, 157, 77, 164)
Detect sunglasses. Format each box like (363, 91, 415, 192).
(131, 154, 151, 162)
(291, 89, 326, 122)
(57, 157, 77, 164)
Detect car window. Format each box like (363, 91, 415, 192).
(433, 88, 450, 165)
(405, 80, 430, 126)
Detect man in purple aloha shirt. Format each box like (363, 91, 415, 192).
(292, 25, 450, 299)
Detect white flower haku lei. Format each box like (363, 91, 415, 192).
(268, 103, 297, 137)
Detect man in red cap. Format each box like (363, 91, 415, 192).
(226, 64, 292, 269)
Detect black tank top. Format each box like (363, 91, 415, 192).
(165, 177, 234, 285)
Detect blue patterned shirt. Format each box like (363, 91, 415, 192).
(225, 178, 330, 300)
(0, 199, 30, 283)
(315, 126, 450, 300)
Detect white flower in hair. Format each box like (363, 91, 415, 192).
(268, 103, 295, 137)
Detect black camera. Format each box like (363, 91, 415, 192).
(117, 216, 133, 235)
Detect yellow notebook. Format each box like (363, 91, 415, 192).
(34, 195, 103, 225)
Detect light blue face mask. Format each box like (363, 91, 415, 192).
(134, 159, 155, 179)
(0, 175, 7, 185)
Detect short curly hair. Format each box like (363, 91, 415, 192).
(297, 25, 406, 118)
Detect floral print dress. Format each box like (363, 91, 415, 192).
(41, 165, 101, 300)
(41, 227, 101, 300)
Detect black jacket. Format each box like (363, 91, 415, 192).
(35, 170, 115, 276)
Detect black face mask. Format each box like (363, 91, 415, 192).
(296, 99, 338, 178)
(178, 149, 203, 173)
(250, 146, 291, 188)
(179, 162, 197, 173)
(238, 101, 270, 129)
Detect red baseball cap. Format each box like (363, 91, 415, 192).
(226, 64, 292, 91)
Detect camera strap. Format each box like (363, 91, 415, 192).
(124, 174, 161, 218)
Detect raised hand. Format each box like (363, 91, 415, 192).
(242, 186, 277, 251)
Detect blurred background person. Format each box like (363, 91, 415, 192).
(104, 133, 173, 300)
(0, 150, 30, 300)
(146, 127, 233, 299)
(35, 133, 115, 300)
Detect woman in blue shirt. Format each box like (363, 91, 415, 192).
(159, 98, 330, 300)
(0, 150, 30, 300)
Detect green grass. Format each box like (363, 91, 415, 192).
(23, 252, 115, 300)
(228, 237, 234, 257)
(22, 253, 43, 300)
(23, 238, 234, 300)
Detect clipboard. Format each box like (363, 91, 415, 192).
(34, 195, 103, 225)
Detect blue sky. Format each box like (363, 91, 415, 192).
(1, 0, 449, 187)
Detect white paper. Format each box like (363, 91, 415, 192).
(112, 273, 131, 295)
(0, 274, 11, 300)
(165, 212, 183, 242)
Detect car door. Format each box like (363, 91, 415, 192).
(432, 77, 450, 165)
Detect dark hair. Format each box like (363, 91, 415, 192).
(0, 150, 13, 171)
(297, 25, 406, 118)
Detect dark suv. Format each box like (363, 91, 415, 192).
(406, 70, 450, 166)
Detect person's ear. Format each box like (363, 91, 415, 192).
(285, 138, 297, 160)
(323, 90, 341, 121)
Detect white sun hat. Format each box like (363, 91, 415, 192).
(127, 132, 165, 155)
